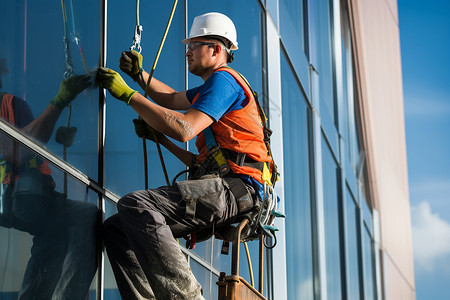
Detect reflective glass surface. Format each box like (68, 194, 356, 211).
(363, 227, 376, 300)
(311, 0, 336, 125)
(0, 0, 100, 181)
(280, 0, 305, 53)
(322, 138, 343, 299)
(103, 200, 121, 299)
(281, 53, 314, 299)
(190, 259, 218, 300)
(346, 188, 362, 300)
(340, 4, 360, 193)
(266, 0, 279, 27)
(0, 133, 98, 298)
(279, 0, 310, 98)
(105, 1, 186, 196)
(362, 190, 373, 234)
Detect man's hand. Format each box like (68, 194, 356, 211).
(50, 74, 91, 110)
(97, 67, 137, 104)
(119, 50, 143, 81)
(133, 118, 165, 142)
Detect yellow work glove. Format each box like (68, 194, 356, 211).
(97, 67, 137, 104)
(119, 50, 143, 81)
(133, 118, 164, 143)
(50, 74, 91, 110)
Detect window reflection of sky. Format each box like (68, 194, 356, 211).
(281, 51, 314, 300)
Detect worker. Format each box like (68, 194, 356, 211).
(0, 58, 98, 299)
(99, 12, 273, 299)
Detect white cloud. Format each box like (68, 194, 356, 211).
(411, 201, 450, 272)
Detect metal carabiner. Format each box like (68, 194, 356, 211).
(130, 25, 143, 53)
(63, 36, 74, 79)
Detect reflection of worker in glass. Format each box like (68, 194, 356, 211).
(0, 58, 98, 299)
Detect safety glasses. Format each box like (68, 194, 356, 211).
(186, 41, 216, 52)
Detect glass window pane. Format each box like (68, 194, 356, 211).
(103, 200, 122, 299)
(281, 53, 314, 299)
(346, 188, 362, 300)
(105, 1, 186, 196)
(0, 0, 100, 181)
(363, 228, 376, 300)
(0, 133, 98, 299)
(322, 138, 343, 298)
(266, 0, 279, 27)
(190, 259, 214, 300)
(280, 0, 305, 53)
(362, 190, 372, 234)
(340, 4, 360, 190)
(312, 0, 336, 124)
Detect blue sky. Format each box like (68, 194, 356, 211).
(398, 0, 450, 299)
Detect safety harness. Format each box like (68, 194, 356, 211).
(182, 67, 284, 250)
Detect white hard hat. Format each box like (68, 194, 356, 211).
(182, 12, 238, 50)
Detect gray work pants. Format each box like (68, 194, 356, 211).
(103, 177, 240, 300)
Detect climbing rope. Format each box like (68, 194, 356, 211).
(59, 0, 90, 194)
(131, 0, 178, 188)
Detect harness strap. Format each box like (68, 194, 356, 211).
(203, 126, 230, 176)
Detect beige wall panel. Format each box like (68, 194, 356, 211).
(350, 0, 415, 297)
(384, 253, 416, 299)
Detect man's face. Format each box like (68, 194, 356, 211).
(185, 38, 218, 76)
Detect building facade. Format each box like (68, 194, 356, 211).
(0, 0, 414, 299)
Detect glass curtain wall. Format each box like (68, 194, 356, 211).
(0, 0, 382, 298)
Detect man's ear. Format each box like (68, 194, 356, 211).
(212, 44, 226, 60)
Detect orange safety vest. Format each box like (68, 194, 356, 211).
(0, 93, 52, 185)
(192, 68, 272, 183)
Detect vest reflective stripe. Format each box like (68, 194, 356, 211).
(193, 68, 272, 183)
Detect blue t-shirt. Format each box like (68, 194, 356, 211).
(186, 71, 248, 121)
(186, 71, 265, 196)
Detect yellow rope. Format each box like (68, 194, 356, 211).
(141, 0, 178, 188)
(244, 242, 255, 287)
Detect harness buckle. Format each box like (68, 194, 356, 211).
(207, 143, 221, 155)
